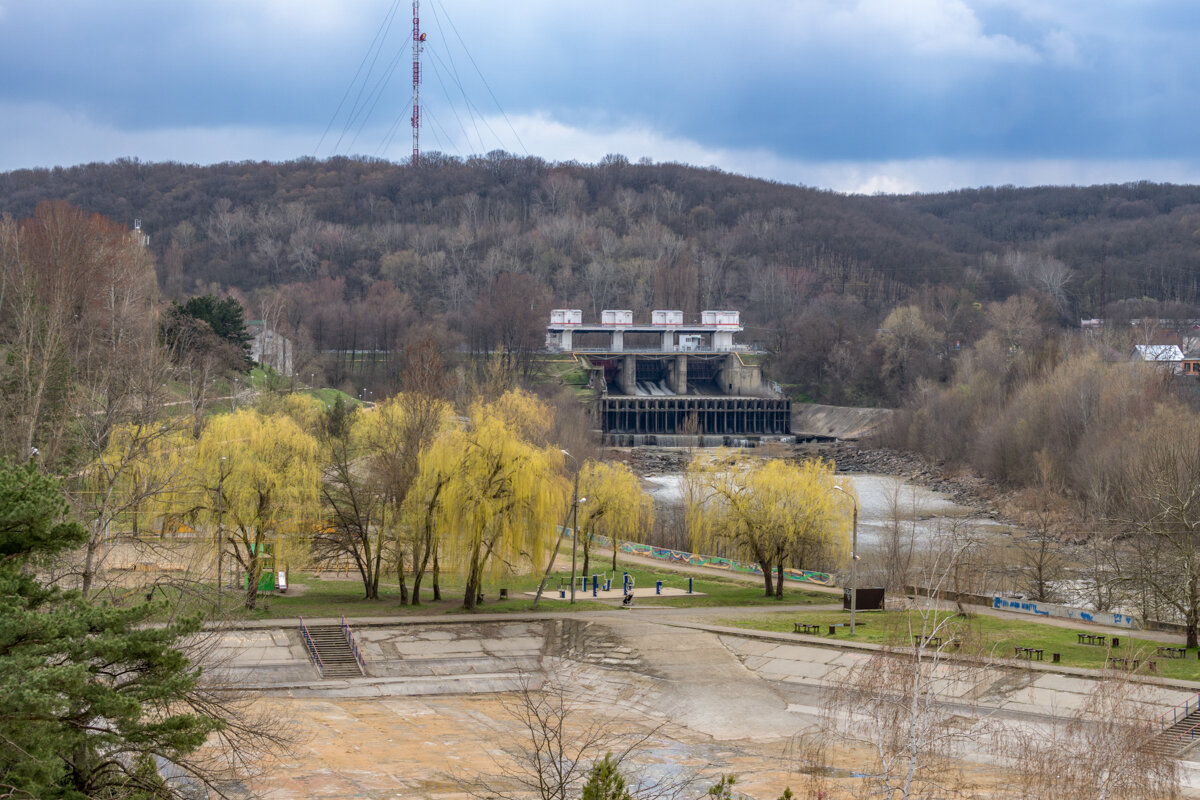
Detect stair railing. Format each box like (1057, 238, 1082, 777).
(299, 615, 325, 677)
(1176, 719, 1200, 746)
(1157, 692, 1200, 731)
(340, 615, 366, 675)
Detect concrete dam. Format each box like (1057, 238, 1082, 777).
(546, 309, 791, 444)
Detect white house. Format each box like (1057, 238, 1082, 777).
(1131, 344, 1184, 374)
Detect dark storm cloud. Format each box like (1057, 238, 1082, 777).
(2, 0, 1200, 191)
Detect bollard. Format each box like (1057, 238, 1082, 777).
(1112, 637, 1120, 648)
(593, 574, 599, 592)
(688, 576, 693, 594)
(829, 625, 837, 635)
(656, 580, 662, 595)
(1052, 653, 1060, 663)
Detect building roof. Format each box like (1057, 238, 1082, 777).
(1132, 344, 1185, 362)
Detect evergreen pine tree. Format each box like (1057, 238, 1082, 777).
(581, 753, 633, 800)
(0, 459, 225, 798)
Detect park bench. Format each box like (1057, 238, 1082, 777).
(1014, 646, 1045, 661)
(1157, 646, 1186, 659)
(1106, 656, 1156, 671)
(793, 622, 822, 635)
(1077, 633, 1107, 646)
(913, 635, 944, 648)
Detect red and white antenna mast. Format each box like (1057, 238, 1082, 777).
(411, 0, 423, 166)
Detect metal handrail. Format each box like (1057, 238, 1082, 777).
(340, 615, 366, 675)
(1158, 692, 1200, 730)
(299, 615, 324, 676)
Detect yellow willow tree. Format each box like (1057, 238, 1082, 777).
(196, 408, 320, 609)
(420, 389, 567, 609)
(687, 451, 851, 597)
(576, 460, 654, 578)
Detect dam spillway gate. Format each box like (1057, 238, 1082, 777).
(600, 396, 792, 437)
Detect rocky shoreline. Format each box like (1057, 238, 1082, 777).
(820, 441, 999, 512)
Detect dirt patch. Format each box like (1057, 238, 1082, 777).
(246, 694, 822, 799)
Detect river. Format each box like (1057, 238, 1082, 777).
(642, 472, 1021, 578)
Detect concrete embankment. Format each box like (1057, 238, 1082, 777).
(206, 613, 1200, 798)
(790, 403, 892, 440)
(205, 612, 1200, 726)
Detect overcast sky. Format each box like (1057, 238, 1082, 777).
(1, 0, 1199, 193)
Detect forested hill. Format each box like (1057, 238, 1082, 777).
(3, 155, 1200, 402)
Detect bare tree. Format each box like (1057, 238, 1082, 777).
(822, 532, 996, 800)
(877, 479, 922, 592)
(457, 672, 692, 800)
(998, 672, 1177, 800)
(314, 399, 387, 599)
(1110, 404, 1200, 646)
(1005, 250, 1073, 314)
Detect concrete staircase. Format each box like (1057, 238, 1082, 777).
(304, 625, 366, 679)
(1147, 708, 1200, 758)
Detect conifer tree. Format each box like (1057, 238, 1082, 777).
(581, 753, 633, 800)
(0, 459, 225, 799)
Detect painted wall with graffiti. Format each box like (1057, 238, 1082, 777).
(992, 596, 1137, 629)
(578, 531, 833, 586)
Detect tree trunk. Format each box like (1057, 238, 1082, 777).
(412, 537, 432, 605)
(1188, 581, 1199, 649)
(760, 560, 774, 596)
(370, 533, 383, 600)
(432, 550, 441, 601)
(775, 563, 786, 599)
(244, 552, 260, 610)
(393, 543, 405, 604)
(463, 560, 479, 610)
(582, 534, 591, 587)
(356, 552, 372, 600)
(81, 525, 101, 596)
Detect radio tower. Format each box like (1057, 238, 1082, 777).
(411, 0, 423, 166)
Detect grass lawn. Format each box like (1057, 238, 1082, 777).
(225, 565, 834, 621)
(722, 608, 1200, 682)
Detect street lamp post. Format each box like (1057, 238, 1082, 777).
(569, 468, 580, 603)
(216, 456, 227, 598)
(833, 484, 859, 635)
(531, 450, 584, 609)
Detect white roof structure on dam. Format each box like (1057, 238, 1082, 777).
(546, 309, 744, 353)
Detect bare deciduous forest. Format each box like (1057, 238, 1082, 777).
(5, 156, 1200, 405)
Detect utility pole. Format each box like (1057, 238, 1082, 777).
(411, 0, 423, 166)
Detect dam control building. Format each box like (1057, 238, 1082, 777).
(546, 309, 792, 444)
